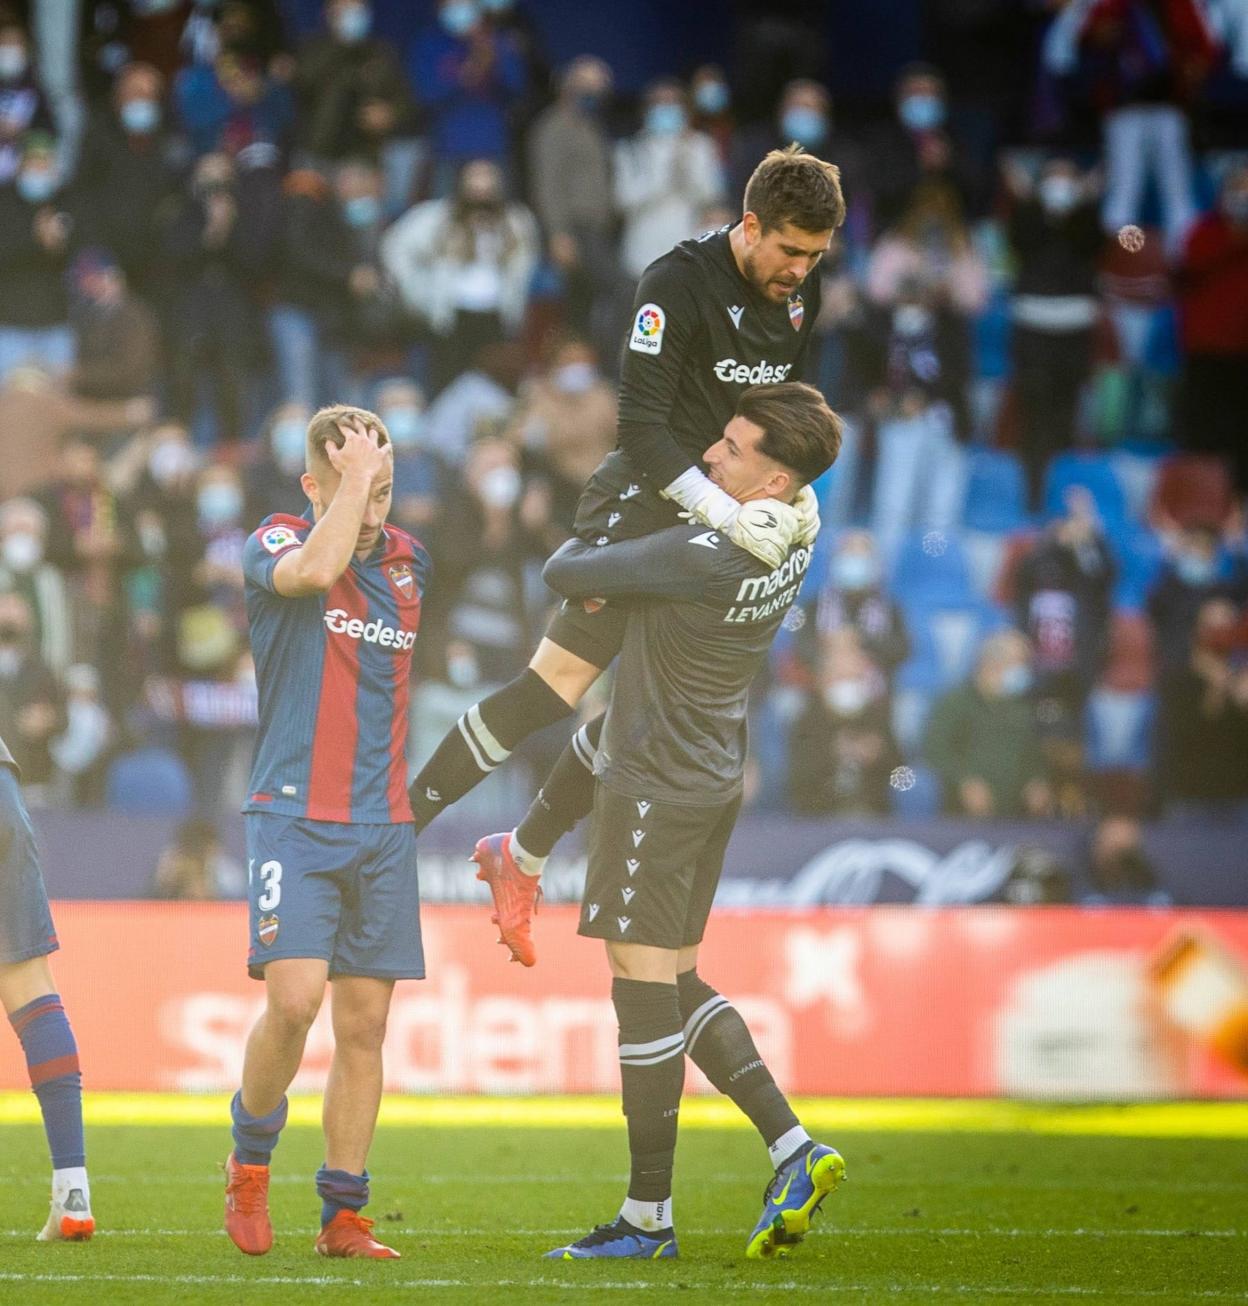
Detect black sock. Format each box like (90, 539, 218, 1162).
(677, 969, 799, 1149)
(407, 669, 574, 830)
(613, 977, 684, 1204)
(514, 715, 604, 857)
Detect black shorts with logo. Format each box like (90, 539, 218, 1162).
(544, 451, 683, 670)
(577, 782, 741, 950)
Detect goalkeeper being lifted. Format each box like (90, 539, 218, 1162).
(408, 146, 845, 963)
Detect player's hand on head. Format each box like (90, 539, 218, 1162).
(328, 416, 393, 481)
(726, 498, 801, 570)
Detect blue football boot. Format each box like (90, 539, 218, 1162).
(746, 1142, 846, 1259)
(545, 1216, 678, 1260)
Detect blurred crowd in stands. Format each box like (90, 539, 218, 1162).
(0, 0, 1247, 890)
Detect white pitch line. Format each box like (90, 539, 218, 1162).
(1, 1226, 1242, 1239)
(0, 1273, 1245, 1300)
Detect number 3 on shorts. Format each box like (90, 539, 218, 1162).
(256, 859, 282, 911)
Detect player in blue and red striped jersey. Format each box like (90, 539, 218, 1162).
(224, 406, 431, 1262)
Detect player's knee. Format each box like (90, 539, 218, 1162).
(334, 1009, 389, 1054)
(266, 988, 322, 1036)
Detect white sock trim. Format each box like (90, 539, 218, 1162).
(767, 1125, 811, 1170)
(620, 1195, 672, 1232)
(467, 703, 510, 765)
(508, 830, 546, 877)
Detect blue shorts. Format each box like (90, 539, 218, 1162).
(0, 766, 57, 966)
(244, 814, 424, 981)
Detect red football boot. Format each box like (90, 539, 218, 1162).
(315, 1210, 400, 1258)
(224, 1152, 272, 1255)
(472, 832, 541, 967)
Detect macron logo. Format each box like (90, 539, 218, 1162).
(728, 305, 744, 329)
(323, 609, 416, 650)
(689, 532, 720, 550)
(626, 858, 640, 877)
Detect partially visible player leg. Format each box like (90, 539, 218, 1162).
(227, 957, 327, 1255)
(675, 953, 845, 1258)
(315, 975, 399, 1259)
(1, 956, 92, 1242)
(472, 714, 604, 967)
(407, 651, 584, 832)
(547, 942, 682, 1260)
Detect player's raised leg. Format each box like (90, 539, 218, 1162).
(1, 956, 93, 1242)
(226, 957, 327, 1256)
(546, 941, 682, 1260)
(674, 949, 844, 1259)
(315, 975, 399, 1259)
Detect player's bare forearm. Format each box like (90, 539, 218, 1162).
(272, 473, 372, 596)
(543, 531, 708, 603)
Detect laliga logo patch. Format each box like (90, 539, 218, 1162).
(788, 294, 804, 331)
(261, 525, 298, 555)
(629, 302, 666, 355)
(388, 562, 414, 597)
(258, 914, 279, 947)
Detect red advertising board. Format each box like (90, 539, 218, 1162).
(2, 904, 1246, 1099)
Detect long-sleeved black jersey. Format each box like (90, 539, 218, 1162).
(616, 223, 823, 490)
(543, 524, 812, 805)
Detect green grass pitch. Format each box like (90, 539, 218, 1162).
(1, 1097, 1247, 1305)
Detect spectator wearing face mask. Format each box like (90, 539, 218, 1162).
(527, 55, 617, 357)
(293, 1, 422, 217)
(245, 401, 312, 521)
(420, 339, 523, 467)
(173, 47, 293, 160)
(1003, 156, 1104, 509)
(0, 21, 55, 186)
(730, 79, 850, 201)
(1155, 597, 1248, 820)
(0, 497, 72, 676)
(504, 333, 615, 530)
(615, 78, 725, 281)
(926, 628, 1053, 819)
(1176, 162, 1248, 493)
(419, 435, 552, 689)
(864, 63, 984, 236)
(812, 531, 910, 688)
(410, 0, 527, 195)
(381, 158, 539, 393)
(0, 589, 66, 796)
(689, 64, 734, 167)
(375, 375, 454, 537)
(1148, 523, 1248, 670)
(76, 62, 184, 308)
(68, 251, 161, 405)
(788, 628, 900, 816)
(0, 133, 75, 384)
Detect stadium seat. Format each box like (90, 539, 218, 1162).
(1110, 524, 1166, 611)
(1101, 611, 1157, 692)
(896, 601, 1008, 693)
(889, 529, 975, 607)
(1109, 450, 1163, 524)
(963, 449, 1029, 533)
(1085, 689, 1155, 772)
(891, 687, 935, 757)
(1042, 451, 1128, 531)
(961, 529, 1009, 601)
(105, 747, 194, 816)
(1149, 454, 1236, 531)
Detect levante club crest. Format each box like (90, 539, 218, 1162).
(388, 562, 414, 597)
(788, 294, 804, 331)
(258, 915, 279, 947)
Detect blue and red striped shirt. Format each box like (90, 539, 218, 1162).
(242, 513, 432, 824)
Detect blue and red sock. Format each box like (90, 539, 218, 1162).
(315, 1165, 369, 1228)
(8, 994, 85, 1170)
(230, 1091, 288, 1166)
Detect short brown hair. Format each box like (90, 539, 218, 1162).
(744, 145, 845, 234)
(305, 403, 390, 468)
(737, 381, 843, 488)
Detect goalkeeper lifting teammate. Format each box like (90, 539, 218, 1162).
(406, 146, 846, 967)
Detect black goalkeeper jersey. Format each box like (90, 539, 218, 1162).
(616, 223, 823, 490)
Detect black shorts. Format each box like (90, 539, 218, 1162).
(544, 451, 683, 671)
(577, 783, 741, 950)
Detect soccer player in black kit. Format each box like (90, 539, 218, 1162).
(407, 148, 846, 966)
(537, 382, 846, 1261)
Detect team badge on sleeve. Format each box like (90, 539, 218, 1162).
(788, 294, 804, 331)
(261, 525, 299, 555)
(629, 303, 666, 355)
(388, 562, 414, 597)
